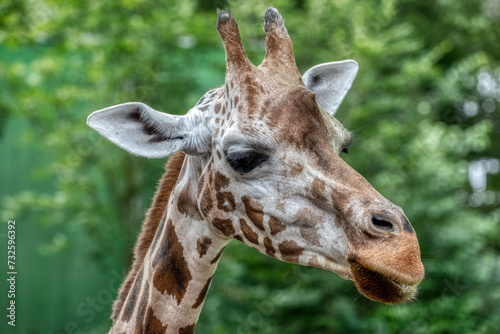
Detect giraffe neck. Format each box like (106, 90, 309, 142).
(111, 155, 229, 333)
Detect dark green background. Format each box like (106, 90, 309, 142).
(1, 0, 499, 333)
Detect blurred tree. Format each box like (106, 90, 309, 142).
(0, 0, 499, 333)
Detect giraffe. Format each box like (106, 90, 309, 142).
(87, 7, 424, 333)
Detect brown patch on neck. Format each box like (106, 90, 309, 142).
(144, 306, 168, 333)
(112, 152, 186, 320)
(152, 218, 193, 305)
(192, 275, 213, 309)
(179, 323, 196, 334)
(196, 236, 212, 258)
(178, 179, 204, 221)
(121, 268, 144, 322)
(210, 247, 225, 264)
(135, 281, 149, 333)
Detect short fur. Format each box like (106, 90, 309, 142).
(112, 152, 186, 319)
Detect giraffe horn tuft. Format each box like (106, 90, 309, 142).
(216, 8, 252, 71)
(260, 7, 302, 85)
(216, 8, 233, 32)
(263, 6, 288, 37)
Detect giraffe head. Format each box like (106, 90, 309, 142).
(87, 7, 424, 305)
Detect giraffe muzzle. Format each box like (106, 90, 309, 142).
(349, 259, 419, 304)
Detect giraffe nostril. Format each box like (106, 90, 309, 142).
(371, 216, 395, 232)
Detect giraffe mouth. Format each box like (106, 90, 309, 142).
(349, 260, 418, 304)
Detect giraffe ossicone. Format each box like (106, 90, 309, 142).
(88, 7, 424, 333)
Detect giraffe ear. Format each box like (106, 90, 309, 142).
(303, 60, 359, 116)
(87, 102, 211, 158)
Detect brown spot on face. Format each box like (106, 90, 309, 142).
(276, 199, 287, 213)
(234, 234, 244, 242)
(264, 237, 275, 257)
(222, 105, 226, 115)
(179, 324, 196, 334)
(212, 218, 235, 236)
(300, 225, 321, 247)
(121, 269, 143, 322)
(263, 97, 272, 109)
(214, 171, 230, 191)
(197, 236, 212, 258)
(234, 95, 239, 106)
(244, 75, 260, 109)
(144, 306, 168, 333)
(311, 177, 327, 202)
(278, 240, 304, 263)
(269, 216, 286, 236)
(268, 87, 333, 168)
(216, 191, 236, 212)
(288, 162, 304, 176)
(295, 208, 323, 247)
(214, 103, 221, 113)
(178, 180, 204, 221)
(211, 247, 225, 264)
(240, 218, 259, 245)
(214, 128, 219, 137)
(216, 150, 222, 159)
(192, 275, 213, 309)
(152, 219, 192, 305)
(242, 196, 265, 231)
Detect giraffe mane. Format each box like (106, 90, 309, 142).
(111, 151, 186, 320)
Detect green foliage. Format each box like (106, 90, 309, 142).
(1, 0, 499, 333)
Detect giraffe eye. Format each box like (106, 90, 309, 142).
(225, 150, 269, 173)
